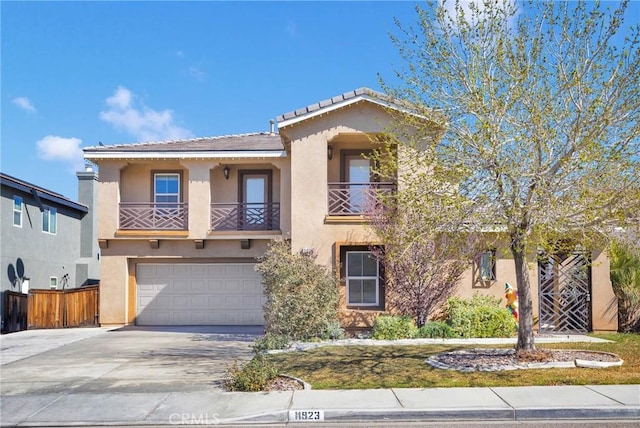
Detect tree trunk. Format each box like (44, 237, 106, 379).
(511, 233, 536, 351)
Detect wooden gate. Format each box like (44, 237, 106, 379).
(27, 286, 99, 329)
(2, 291, 28, 333)
(538, 252, 591, 333)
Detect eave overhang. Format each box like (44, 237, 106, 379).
(84, 150, 288, 161)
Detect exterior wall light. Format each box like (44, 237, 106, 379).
(327, 145, 333, 160)
(223, 166, 230, 180)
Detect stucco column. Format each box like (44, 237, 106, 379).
(97, 161, 127, 237)
(180, 161, 218, 238)
(591, 249, 618, 332)
(290, 135, 328, 253)
(276, 159, 291, 236)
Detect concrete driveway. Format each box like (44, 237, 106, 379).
(0, 326, 261, 396)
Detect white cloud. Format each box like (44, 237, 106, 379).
(99, 86, 193, 142)
(36, 135, 84, 172)
(105, 86, 132, 110)
(13, 96, 36, 113)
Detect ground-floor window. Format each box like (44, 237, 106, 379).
(346, 250, 379, 306)
(479, 249, 497, 281)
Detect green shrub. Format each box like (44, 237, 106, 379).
(372, 314, 418, 339)
(256, 239, 341, 341)
(252, 333, 292, 353)
(610, 241, 640, 332)
(321, 320, 346, 340)
(444, 295, 517, 338)
(416, 321, 456, 338)
(224, 355, 278, 392)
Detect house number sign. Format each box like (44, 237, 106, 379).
(289, 410, 324, 422)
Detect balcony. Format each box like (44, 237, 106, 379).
(211, 202, 280, 231)
(328, 182, 395, 215)
(119, 202, 189, 230)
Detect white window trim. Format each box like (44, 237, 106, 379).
(50, 276, 58, 290)
(13, 196, 22, 227)
(154, 173, 180, 204)
(346, 251, 379, 306)
(42, 206, 57, 235)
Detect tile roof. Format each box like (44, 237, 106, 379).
(83, 132, 284, 153)
(0, 172, 88, 213)
(276, 87, 387, 123)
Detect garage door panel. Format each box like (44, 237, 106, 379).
(222, 280, 239, 293)
(224, 295, 243, 309)
(207, 265, 227, 276)
(242, 280, 261, 293)
(155, 265, 173, 277)
(136, 263, 264, 325)
(190, 296, 207, 309)
(243, 295, 261, 306)
(155, 295, 173, 309)
(190, 280, 206, 293)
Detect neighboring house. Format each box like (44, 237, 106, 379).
(1, 170, 100, 329)
(84, 88, 618, 333)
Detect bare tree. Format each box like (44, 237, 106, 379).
(381, 0, 640, 350)
(368, 201, 478, 327)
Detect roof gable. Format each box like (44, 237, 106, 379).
(276, 87, 419, 129)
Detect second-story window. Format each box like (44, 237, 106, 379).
(42, 206, 57, 234)
(13, 196, 23, 227)
(154, 173, 180, 208)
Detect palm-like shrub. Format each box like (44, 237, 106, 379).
(610, 241, 640, 332)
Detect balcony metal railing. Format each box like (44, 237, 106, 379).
(327, 182, 395, 215)
(119, 202, 189, 230)
(211, 202, 280, 231)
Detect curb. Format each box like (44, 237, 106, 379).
(7, 407, 639, 427)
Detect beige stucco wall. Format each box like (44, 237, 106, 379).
(283, 102, 618, 331)
(96, 158, 290, 240)
(98, 239, 272, 326)
(95, 156, 290, 326)
(285, 103, 395, 266)
(94, 99, 617, 332)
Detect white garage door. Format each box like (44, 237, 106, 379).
(136, 263, 265, 325)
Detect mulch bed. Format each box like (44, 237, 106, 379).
(428, 348, 622, 372)
(266, 375, 305, 391)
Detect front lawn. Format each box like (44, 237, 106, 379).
(264, 333, 640, 389)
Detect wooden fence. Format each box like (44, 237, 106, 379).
(3, 291, 28, 333)
(27, 286, 99, 329)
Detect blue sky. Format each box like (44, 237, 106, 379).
(2, 1, 419, 200)
(2, 1, 639, 201)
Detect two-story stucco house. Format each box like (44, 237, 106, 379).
(1, 170, 100, 330)
(85, 88, 617, 333)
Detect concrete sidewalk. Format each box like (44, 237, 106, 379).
(2, 384, 639, 426)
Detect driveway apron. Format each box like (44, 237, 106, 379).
(0, 326, 261, 396)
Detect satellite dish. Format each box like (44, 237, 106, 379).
(16, 258, 25, 279)
(7, 264, 17, 286)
